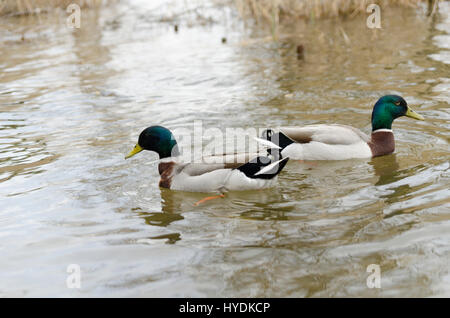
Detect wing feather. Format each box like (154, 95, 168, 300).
(180, 152, 263, 176)
(280, 124, 369, 145)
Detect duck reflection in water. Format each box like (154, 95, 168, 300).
(370, 154, 400, 186)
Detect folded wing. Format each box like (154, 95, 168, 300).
(280, 124, 369, 146)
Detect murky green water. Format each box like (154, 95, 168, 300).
(0, 1, 449, 297)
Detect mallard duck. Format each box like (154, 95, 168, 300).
(125, 126, 289, 193)
(260, 95, 424, 160)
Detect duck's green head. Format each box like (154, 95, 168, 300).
(125, 125, 179, 159)
(371, 95, 424, 131)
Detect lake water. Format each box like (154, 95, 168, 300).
(0, 1, 449, 297)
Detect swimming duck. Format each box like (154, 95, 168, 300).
(260, 95, 424, 160)
(125, 126, 289, 193)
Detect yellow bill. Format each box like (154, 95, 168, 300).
(125, 144, 143, 159)
(405, 107, 424, 120)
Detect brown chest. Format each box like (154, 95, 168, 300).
(368, 131, 395, 157)
(158, 162, 175, 189)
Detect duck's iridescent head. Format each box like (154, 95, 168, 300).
(371, 95, 424, 131)
(125, 125, 179, 159)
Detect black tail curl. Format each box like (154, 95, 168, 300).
(236, 149, 289, 180)
(260, 129, 294, 155)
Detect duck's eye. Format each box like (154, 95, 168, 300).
(394, 101, 401, 106)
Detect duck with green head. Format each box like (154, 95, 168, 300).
(260, 95, 424, 160)
(125, 125, 289, 192)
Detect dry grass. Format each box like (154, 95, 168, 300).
(0, 0, 106, 16)
(233, 0, 431, 23)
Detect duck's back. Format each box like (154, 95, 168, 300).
(280, 124, 370, 145)
(280, 124, 372, 160)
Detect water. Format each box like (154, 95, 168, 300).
(0, 1, 449, 297)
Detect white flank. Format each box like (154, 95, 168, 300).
(282, 141, 372, 160)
